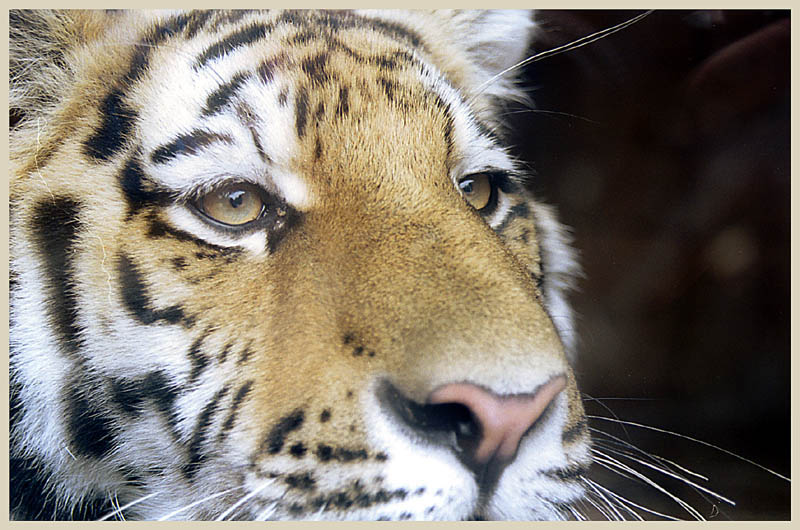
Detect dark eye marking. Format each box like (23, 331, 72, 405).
(151, 130, 234, 164)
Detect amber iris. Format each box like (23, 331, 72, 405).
(459, 174, 492, 210)
(198, 182, 264, 226)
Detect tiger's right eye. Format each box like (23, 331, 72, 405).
(196, 182, 265, 226)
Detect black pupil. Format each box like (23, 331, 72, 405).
(228, 190, 245, 208)
(460, 180, 474, 194)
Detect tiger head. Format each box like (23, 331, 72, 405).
(10, 9, 590, 520)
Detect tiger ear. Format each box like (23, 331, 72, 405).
(424, 10, 536, 120)
(10, 10, 110, 125)
(436, 10, 535, 86)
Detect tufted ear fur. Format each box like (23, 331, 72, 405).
(432, 10, 535, 90)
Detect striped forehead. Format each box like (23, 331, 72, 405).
(126, 10, 506, 206)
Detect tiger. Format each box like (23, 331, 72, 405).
(9, 9, 591, 520)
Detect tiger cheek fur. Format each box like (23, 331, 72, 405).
(10, 10, 590, 520)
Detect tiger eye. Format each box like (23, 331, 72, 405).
(458, 174, 492, 210)
(198, 182, 264, 226)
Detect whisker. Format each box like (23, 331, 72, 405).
(592, 450, 704, 520)
(215, 479, 273, 521)
(565, 502, 587, 521)
(582, 394, 632, 440)
(580, 487, 617, 521)
(255, 501, 279, 521)
(583, 396, 659, 402)
(468, 10, 654, 103)
(582, 476, 642, 520)
(158, 486, 243, 521)
(591, 426, 710, 482)
(594, 443, 734, 506)
(96, 492, 158, 521)
(583, 476, 678, 520)
(582, 476, 628, 520)
(588, 415, 790, 482)
(500, 108, 601, 125)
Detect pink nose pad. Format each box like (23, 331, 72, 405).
(428, 376, 566, 464)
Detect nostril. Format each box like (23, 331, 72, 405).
(381, 382, 478, 433)
(378, 382, 482, 453)
(428, 377, 567, 465)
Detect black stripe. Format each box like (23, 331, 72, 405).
(9, 454, 112, 520)
(30, 197, 84, 357)
(118, 253, 187, 326)
(142, 371, 182, 435)
(147, 13, 192, 50)
(336, 86, 349, 118)
(495, 201, 531, 234)
(257, 52, 290, 84)
(82, 14, 192, 162)
(314, 101, 326, 121)
(278, 87, 289, 106)
(218, 380, 254, 443)
(187, 333, 211, 384)
(10, 367, 113, 520)
(278, 10, 425, 52)
(125, 13, 196, 85)
(206, 10, 256, 33)
(361, 16, 424, 50)
(151, 130, 234, 164)
(183, 385, 230, 481)
(324, 38, 420, 73)
(171, 256, 188, 271)
(184, 10, 216, 39)
(84, 88, 137, 161)
(65, 382, 116, 459)
(110, 378, 146, 417)
(119, 156, 174, 218)
(314, 137, 323, 160)
(237, 344, 254, 365)
(196, 23, 272, 68)
(262, 409, 305, 455)
(203, 72, 250, 116)
(249, 126, 270, 163)
(108, 371, 183, 433)
(373, 50, 417, 71)
(302, 52, 331, 86)
(542, 464, 590, 481)
(378, 77, 397, 104)
(295, 86, 309, 138)
(218, 342, 232, 363)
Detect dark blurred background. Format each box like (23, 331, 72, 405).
(507, 10, 790, 520)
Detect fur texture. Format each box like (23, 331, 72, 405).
(10, 9, 588, 520)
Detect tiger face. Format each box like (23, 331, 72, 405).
(10, 10, 590, 520)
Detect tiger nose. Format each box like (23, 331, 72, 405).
(428, 376, 567, 465)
